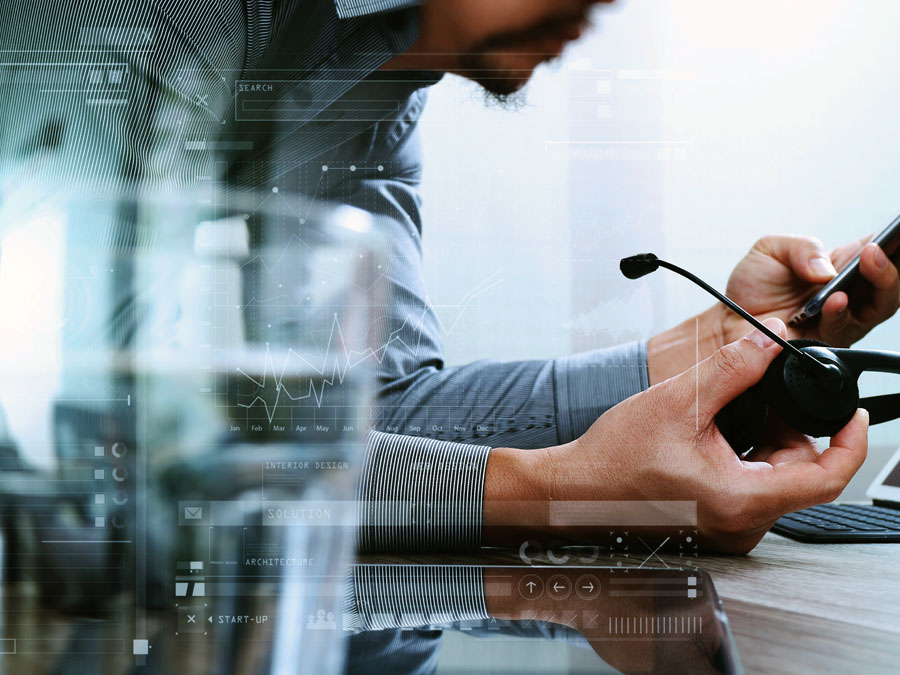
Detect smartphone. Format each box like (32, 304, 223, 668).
(789, 212, 900, 325)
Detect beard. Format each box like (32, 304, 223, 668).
(456, 10, 592, 104)
(457, 52, 535, 107)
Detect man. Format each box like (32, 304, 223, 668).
(0, 0, 897, 645)
(1, 0, 897, 553)
(1, 0, 897, 671)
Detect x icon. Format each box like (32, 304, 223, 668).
(636, 537, 671, 569)
(187, 615, 196, 624)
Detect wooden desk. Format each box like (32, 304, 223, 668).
(667, 532, 900, 675)
(362, 531, 900, 675)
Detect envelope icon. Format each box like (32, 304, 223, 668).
(184, 506, 203, 520)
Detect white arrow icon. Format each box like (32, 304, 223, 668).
(526, 581, 537, 593)
(581, 583, 594, 592)
(553, 583, 563, 592)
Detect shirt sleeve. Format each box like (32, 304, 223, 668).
(553, 340, 649, 442)
(357, 431, 490, 552)
(375, 340, 649, 452)
(343, 565, 488, 632)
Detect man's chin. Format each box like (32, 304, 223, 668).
(457, 55, 543, 100)
(470, 72, 531, 98)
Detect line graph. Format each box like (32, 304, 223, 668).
(230, 270, 503, 422)
(231, 309, 433, 422)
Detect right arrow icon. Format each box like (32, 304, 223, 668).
(575, 574, 600, 600)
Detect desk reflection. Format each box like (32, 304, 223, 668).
(0, 550, 739, 675)
(345, 565, 739, 675)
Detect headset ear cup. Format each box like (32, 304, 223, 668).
(759, 349, 806, 431)
(715, 386, 768, 454)
(760, 338, 858, 438)
(713, 339, 832, 454)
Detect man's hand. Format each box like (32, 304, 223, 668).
(722, 234, 900, 347)
(485, 318, 869, 554)
(648, 234, 900, 384)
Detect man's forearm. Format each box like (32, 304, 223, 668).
(646, 304, 727, 385)
(482, 446, 550, 546)
(483, 441, 697, 547)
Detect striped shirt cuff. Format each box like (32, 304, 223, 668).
(334, 0, 420, 19)
(343, 565, 488, 632)
(358, 431, 491, 552)
(553, 340, 649, 443)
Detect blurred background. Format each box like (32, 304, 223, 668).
(418, 0, 900, 501)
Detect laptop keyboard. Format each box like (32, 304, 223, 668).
(774, 503, 900, 540)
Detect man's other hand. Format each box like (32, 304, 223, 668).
(648, 233, 899, 384)
(723, 234, 900, 347)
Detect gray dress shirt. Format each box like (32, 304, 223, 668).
(0, 0, 649, 556)
(0, 4, 648, 670)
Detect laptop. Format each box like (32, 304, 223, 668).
(772, 445, 900, 542)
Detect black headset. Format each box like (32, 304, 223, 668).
(621, 253, 900, 454)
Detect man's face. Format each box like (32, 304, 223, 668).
(416, 0, 613, 96)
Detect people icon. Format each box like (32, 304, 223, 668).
(307, 609, 336, 630)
